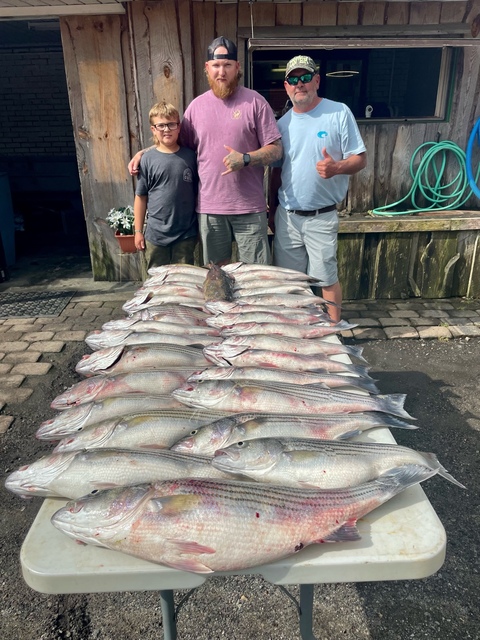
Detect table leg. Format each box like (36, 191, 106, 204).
(299, 584, 317, 640)
(159, 590, 177, 640)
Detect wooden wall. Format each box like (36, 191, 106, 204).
(60, 0, 480, 286)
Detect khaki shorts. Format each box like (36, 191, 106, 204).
(198, 212, 270, 265)
(273, 205, 339, 286)
(144, 237, 197, 270)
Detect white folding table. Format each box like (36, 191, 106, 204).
(20, 426, 446, 640)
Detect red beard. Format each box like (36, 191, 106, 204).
(207, 74, 239, 99)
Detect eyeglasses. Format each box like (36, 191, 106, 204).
(152, 122, 180, 131)
(285, 73, 316, 86)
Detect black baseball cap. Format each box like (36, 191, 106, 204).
(207, 36, 237, 61)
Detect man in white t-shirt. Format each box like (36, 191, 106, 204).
(271, 55, 367, 322)
(129, 37, 282, 266)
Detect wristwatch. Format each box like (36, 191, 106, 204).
(243, 153, 251, 167)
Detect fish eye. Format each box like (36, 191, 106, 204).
(235, 441, 245, 448)
(189, 429, 198, 435)
(90, 489, 99, 495)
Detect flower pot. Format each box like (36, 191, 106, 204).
(115, 231, 137, 254)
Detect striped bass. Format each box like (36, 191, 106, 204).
(203, 344, 371, 377)
(205, 301, 326, 315)
(147, 264, 207, 278)
(75, 344, 210, 377)
(212, 438, 465, 489)
(36, 394, 185, 440)
(172, 380, 415, 419)
(85, 329, 219, 351)
(53, 409, 233, 453)
(219, 321, 356, 338)
(5, 448, 231, 499)
(220, 335, 366, 361)
(186, 367, 380, 394)
(51, 369, 198, 410)
(51, 466, 440, 573)
(100, 320, 218, 335)
(170, 412, 417, 456)
(205, 311, 337, 328)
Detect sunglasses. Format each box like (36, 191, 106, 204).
(285, 72, 316, 86)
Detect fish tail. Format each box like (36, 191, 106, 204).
(344, 363, 371, 378)
(343, 345, 368, 364)
(420, 452, 466, 489)
(377, 414, 419, 430)
(376, 464, 437, 494)
(378, 394, 415, 420)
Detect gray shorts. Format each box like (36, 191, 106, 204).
(144, 237, 197, 270)
(273, 205, 339, 286)
(198, 212, 270, 265)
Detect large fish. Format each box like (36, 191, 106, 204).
(222, 262, 319, 281)
(186, 367, 380, 394)
(51, 466, 439, 573)
(219, 321, 356, 338)
(75, 344, 210, 377)
(147, 264, 207, 278)
(170, 412, 417, 456)
(100, 320, 218, 335)
(205, 310, 337, 328)
(228, 293, 330, 308)
(205, 300, 327, 315)
(203, 344, 371, 377)
(36, 394, 185, 440)
(212, 438, 465, 489)
(219, 334, 366, 361)
(85, 329, 219, 351)
(172, 380, 415, 419)
(122, 295, 205, 314)
(203, 263, 235, 302)
(51, 369, 198, 410)
(234, 285, 316, 297)
(53, 409, 233, 453)
(5, 448, 231, 499)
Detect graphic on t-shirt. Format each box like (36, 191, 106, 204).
(317, 131, 328, 139)
(232, 109, 241, 119)
(183, 168, 193, 183)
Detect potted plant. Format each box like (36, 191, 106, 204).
(106, 205, 137, 253)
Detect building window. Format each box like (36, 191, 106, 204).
(249, 45, 454, 122)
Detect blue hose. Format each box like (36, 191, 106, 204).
(370, 128, 480, 216)
(466, 116, 480, 199)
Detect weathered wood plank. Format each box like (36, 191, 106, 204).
(360, 2, 386, 26)
(60, 15, 139, 281)
(192, 2, 215, 97)
(349, 125, 375, 213)
(339, 211, 480, 233)
(303, 1, 337, 26)
(337, 234, 365, 300)
(409, 1, 442, 24)
(239, 1, 275, 28)
(453, 229, 480, 296)
(216, 2, 238, 42)
(374, 232, 414, 298)
(337, 2, 360, 25)
(276, 3, 302, 25)
(384, 2, 409, 25)
(178, 0, 195, 109)
(414, 231, 460, 298)
(440, 1, 468, 23)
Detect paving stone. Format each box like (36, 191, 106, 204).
(383, 326, 420, 339)
(0, 362, 14, 374)
(393, 302, 426, 311)
(417, 326, 453, 340)
(448, 309, 479, 318)
(0, 415, 14, 433)
(342, 303, 368, 311)
(422, 301, 455, 310)
(389, 310, 420, 318)
(1, 317, 41, 326)
(10, 362, 53, 376)
(0, 387, 34, 403)
(358, 310, 386, 320)
(39, 322, 75, 333)
(53, 330, 87, 342)
(0, 331, 25, 342)
(61, 308, 84, 318)
(351, 327, 387, 340)
(75, 301, 103, 309)
(82, 309, 103, 319)
(418, 310, 450, 318)
(347, 317, 381, 327)
(378, 317, 410, 327)
(409, 317, 438, 327)
(3, 351, 42, 363)
(448, 325, 480, 338)
(0, 341, 29, 353)
(440, 318, 474, 327)
(340, 329, 354, 340)
(22, 331, 55, 342)
(26, 341, 65, 353)
(3, 374, 26, 387)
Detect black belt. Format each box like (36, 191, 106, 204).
(287, 205, 337, 217)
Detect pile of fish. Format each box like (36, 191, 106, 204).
(6, 262, 465, 574)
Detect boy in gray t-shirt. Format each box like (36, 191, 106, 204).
(134, 102, 198, 270)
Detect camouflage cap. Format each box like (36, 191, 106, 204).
(285, 55, 317, 78)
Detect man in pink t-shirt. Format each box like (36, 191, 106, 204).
(129, 36, 282, 266)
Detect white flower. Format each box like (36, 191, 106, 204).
(106, 206, 135, 235)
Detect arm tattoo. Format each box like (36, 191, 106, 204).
(250, 139, 283, 167)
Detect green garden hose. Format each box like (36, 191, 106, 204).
(370, 139, 480, 216)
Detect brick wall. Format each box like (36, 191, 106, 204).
(0, 45, 75, 157)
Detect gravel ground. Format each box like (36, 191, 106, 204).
(1, 336, 479, 640)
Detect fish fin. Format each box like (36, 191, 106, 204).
(167, 539, 216, 556)
(315, 519, 361, 543)
(420, 452, 466, 489)
(335, 429, 362, 440)
(91, 482, 122, 490)
(378, 393, 416, 420)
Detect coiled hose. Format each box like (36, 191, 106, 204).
(370, 127, 480, 216)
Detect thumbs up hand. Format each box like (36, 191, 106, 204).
(316, 148, 338, 179)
